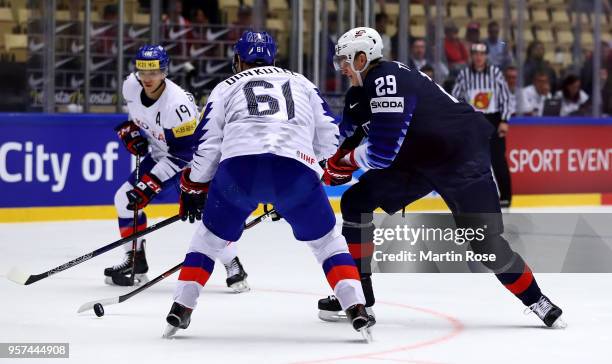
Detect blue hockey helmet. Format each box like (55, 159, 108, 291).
(232, 31, 277, 73)
(134, 45, 170, 73)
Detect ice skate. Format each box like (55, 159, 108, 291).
(346, 304, 376, 343)
(318, 295, 375, 322)
(104, 241, 149, 286)
(163, 302, 193, 338)
(224, 257, 250, 293)
(525, 295, 567, 329)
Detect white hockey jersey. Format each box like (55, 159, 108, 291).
(123, 73, 200, 182)
(189, 66, 339, 183)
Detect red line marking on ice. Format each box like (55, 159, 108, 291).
(208, 285, 463, 364)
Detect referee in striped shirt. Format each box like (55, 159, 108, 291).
(452, 42, 515, 208)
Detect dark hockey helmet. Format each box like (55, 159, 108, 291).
(232, 30, 277, 73)
(134, 44, 170, 73)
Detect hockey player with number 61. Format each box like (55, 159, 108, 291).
(106, 45, 249, 291)
(163, 31, 375, 341)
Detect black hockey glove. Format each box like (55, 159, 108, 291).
(126, 173, 163, 210)
(115, 120, 149, 156)
(179, 168, 209, 223)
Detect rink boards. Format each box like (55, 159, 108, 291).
(1, 113, 611, 222)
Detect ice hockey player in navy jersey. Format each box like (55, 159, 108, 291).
(162, 31, 375, 341)
(318, 27, 566, 329)
(106, 45, 249, 291)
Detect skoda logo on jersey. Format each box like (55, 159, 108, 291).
(370, 97, 405, 113)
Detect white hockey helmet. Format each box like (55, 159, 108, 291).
(333, 27, 384, 74)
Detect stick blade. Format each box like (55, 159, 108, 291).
(6, 267, 31, 285)
(77, 297, 119, 313)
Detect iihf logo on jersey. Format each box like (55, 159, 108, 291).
(296, 150, 315, 165)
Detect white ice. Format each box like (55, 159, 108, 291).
(1, 207, 611, 363)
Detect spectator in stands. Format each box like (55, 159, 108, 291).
(504, 65, 518, 95)
(408, 37, 449, 80)
(421, 64, 435, 80)
(523, 40, 557, 91)
(485, 21, 513, 69)
(162, 0, 194, 58)
(375, 13, 392, 59)
(465, 21, 481, 51)
(555, 74, 590, 116)
(408, 37, 428, 70)
(603, 64, 612, 115)
(444, 22, 469, 72)
(519, 68, 553, 116)
(580, 41, 611, 97)
(228, 5, 253, 43)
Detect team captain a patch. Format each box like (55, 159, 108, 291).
(370, 97, 404, 113)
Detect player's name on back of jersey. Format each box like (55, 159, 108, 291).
(225, 66, 299, 86)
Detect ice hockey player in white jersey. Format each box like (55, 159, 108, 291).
(162, 31, 375, 341)
(106, 45, 249, 291)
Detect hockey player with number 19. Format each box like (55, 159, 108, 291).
(318, 27, 566, 329)
(106, 45, 249, 291)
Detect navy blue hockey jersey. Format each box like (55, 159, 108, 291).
(344, 61, 494, 171)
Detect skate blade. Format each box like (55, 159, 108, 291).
(162, 324, 179, 339)
(359, 326, 373, 343)
(318, 310, 347, 322)
(551, 317, 567, 329)
(104, 274, 149, 286)
(229, 280, 250, 293)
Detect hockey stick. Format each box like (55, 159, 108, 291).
(6, 215, 181, 286)
(129, 155, 141, 285)
(77, 207, 277, 314)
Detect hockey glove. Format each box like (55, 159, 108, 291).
(126, 173, 163, 210)
(179, 168, 209, 223)
(322, 149, 358, 186)
(115, 120, 149, 156)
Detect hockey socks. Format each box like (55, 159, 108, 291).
(174, 252, 215, 308)
(495, 254, 542, 306)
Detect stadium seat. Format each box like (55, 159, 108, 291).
(16, 8, 29, 26)
(132, 12, 150, 25)
(384, 2, 400, 18)
(78, 11, 101, 22)
(410, 24, 426, 38)
(0, 7, 11, 21)
(535, 27, 554, 44)
(530, 8, 549, 24)
(491, 6, 504, 21)
(55, 10, 70, 21)
(219, 0, 241, 7)
(265, 18, 284, 32)
(581, 32, 594, 47)
(551, 9, 570, 26)
(471, 4, 489, 22)
(449, 4, 469, 22)
(410, 3, 425, 18)
(4, 33, 27, 62)
(556, 29, 574, 46)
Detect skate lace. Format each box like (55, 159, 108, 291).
(225, 259, 241, 277)
(328, 295, 338, 302)
(524, 296, 552, 319)
(111, 252, 133, 270)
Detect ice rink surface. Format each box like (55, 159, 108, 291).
(1, 207, 611, 363)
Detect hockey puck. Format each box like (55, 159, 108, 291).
(93, 303, 105, 317)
